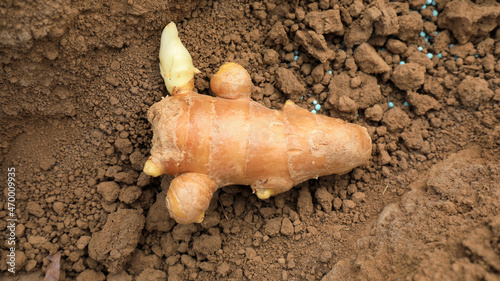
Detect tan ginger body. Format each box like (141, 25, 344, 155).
(144, 23, 372, 224)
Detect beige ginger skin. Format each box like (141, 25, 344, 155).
(144, 23, 372, 224)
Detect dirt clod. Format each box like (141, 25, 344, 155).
(88, 209, 145, 273)
(391, 63, 426, 91)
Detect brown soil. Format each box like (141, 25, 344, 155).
(1, 0, 499, 280)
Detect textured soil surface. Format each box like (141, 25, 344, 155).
(1, 0, 500, 280)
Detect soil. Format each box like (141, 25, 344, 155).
(1, 0, 499, 280)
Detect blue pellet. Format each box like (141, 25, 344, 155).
(294, 50, 299, 55)
(403, 101, 409, 107)
(313, 100, 318, 105)
(328, 70, 333, 75)
(294, 55, 298, 61)
(388, 102, 394, 108)
(315, 104, 321, 111)
(311, 110, 317, 114)
(418, 46, 423, 51)
(425, 37, 429, 42)
(474, 54, 479, 58)
(437, 53, 443, 58)
(381, 47, 386, 51)
(420, 31, 426, 37)
(399, 61, 405, 65)
(427, 53, 434, 59)
(426, 0, 432, 5)
(434, 31, 439, 35)
(432, 0, 436, 5)
(421, 4, 427, 9)
(449, 44, 455, 48)
(432, 10, 438, 17)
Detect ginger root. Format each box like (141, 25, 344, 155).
(144, 23, 372, 224)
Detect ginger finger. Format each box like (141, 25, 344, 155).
(166, 173, 218, 224)
(210, 62, 252, 100)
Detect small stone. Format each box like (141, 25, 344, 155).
(406, 91, 439, 115)
(315, 187, 334, 212)
(129, 150, 146, 172)
(119, 186, 142, 204)
(352, 192, 366, 204)
(114, 138, 133, 154)
(364, 104, 384, 122)
(304, 9, 344, 35)
(297, 185, 314, 217)
(217, 262, 231, 277)
(385, 39, 407, 54)
(27, 202, 44, 218)
(275, 67, 305, 99)
(146, 191, 175, 232)
(333, 197, 343, 210)
(262, 49, 280, 66)
(295, 30, 336, 63)
(96, 181, 120, 203)
(391, 63, 426, 91)
(457, 76, 494, 109)
(108, 271, 133, 281)
(76, 269, 106, 281)
(25, 260, 37, 272)
(52, 202, 65, 216)
(342, 199, 356, 212)
(382, 107, 411, 132)
(263, 218, 282, 237)
(76, 236, 92, 250)
(354, 43, 391, 74)
(280, 217, 294, 236)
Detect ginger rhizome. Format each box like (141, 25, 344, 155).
(144, 23, 372, 224)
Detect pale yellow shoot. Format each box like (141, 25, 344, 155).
(159, 22, 200, 94)
(256, 189, 275, 200)
(143, 159, 163, 177)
